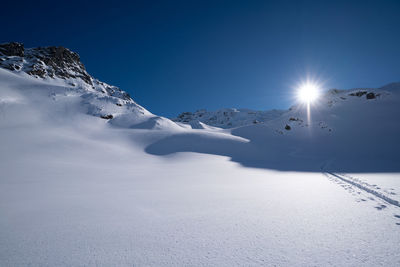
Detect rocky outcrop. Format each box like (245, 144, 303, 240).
(100, 114, 114, 120)
(349, 91, 367, 97)
(366, 92, 376, 99)
(0, 42, 134, 102)
(0, 42, 92, 85)
(27, 46, 92, 84)
(0, 42, 24, 57)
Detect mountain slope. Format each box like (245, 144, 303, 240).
(0, 42, 161, 128)
(1, 42, 400, 266)
(1, 42, 400, 172)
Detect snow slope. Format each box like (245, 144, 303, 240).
(1, 43, 400, 266)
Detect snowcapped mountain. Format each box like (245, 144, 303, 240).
(2, 41, 398, 136)
(0, 42, 164, 128)
(174, 85, 398, 131)
(265, 85, 397, 135)
(173, 108, 285, 128)
(2, 42, 400, 266)
(148, 82, 400, 172)
(1, 41, 399, 168)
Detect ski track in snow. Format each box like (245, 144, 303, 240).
(324, 172, 400, 211)
(324, 172, 400, 226)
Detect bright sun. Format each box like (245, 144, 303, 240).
(297, 82, 319, 103)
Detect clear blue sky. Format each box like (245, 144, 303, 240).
(2, 0, 400, 117)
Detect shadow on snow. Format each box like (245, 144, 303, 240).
(145, 124, 400, 173)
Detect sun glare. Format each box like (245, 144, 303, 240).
(297, 82, 319, 104)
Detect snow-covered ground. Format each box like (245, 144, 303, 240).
(2, 150, 400, 266)
(1, 44, 400, 266)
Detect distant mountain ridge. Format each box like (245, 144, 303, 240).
(173, 108, 285, 128)
(1, 42, 399, 133)
(173, 83, 400, 129)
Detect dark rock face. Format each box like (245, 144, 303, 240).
(100, 114, 114, 120)
(285, 124, 291, 130)
(176, 112, 194, 123)
(0, 42, 24, 57)
(366, 92, 376, 99)
(0, 42, 92, 85)
(349, 90, 377, 100)
(349, 91, 367, 97)
(0, 42, 135, 104)
(27, 45, 93, 85)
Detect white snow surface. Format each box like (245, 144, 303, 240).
(1, 65, 400, 266)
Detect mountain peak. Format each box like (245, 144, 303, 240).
(0, 42, 153, 123)
(0, 42, 92, 85)
(0, 42, 24, 57)
(0, 42, 135, 102)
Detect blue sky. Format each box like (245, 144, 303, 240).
(2, 0, 400, 117)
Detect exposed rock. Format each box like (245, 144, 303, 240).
(100, 114, 114, 120)
(0, 42, 24, 57)
(0, 42, 136, 103)
(28, 45, 92, 84)
(0, 42, 91, 84)
(121, 92, 132, 101)
(285, 124, 291, 130)
(366, 92, 376, 99)
(174, 108, 285, 129)
(27, 64, 46, 77)
(349, 91, 367, 97)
